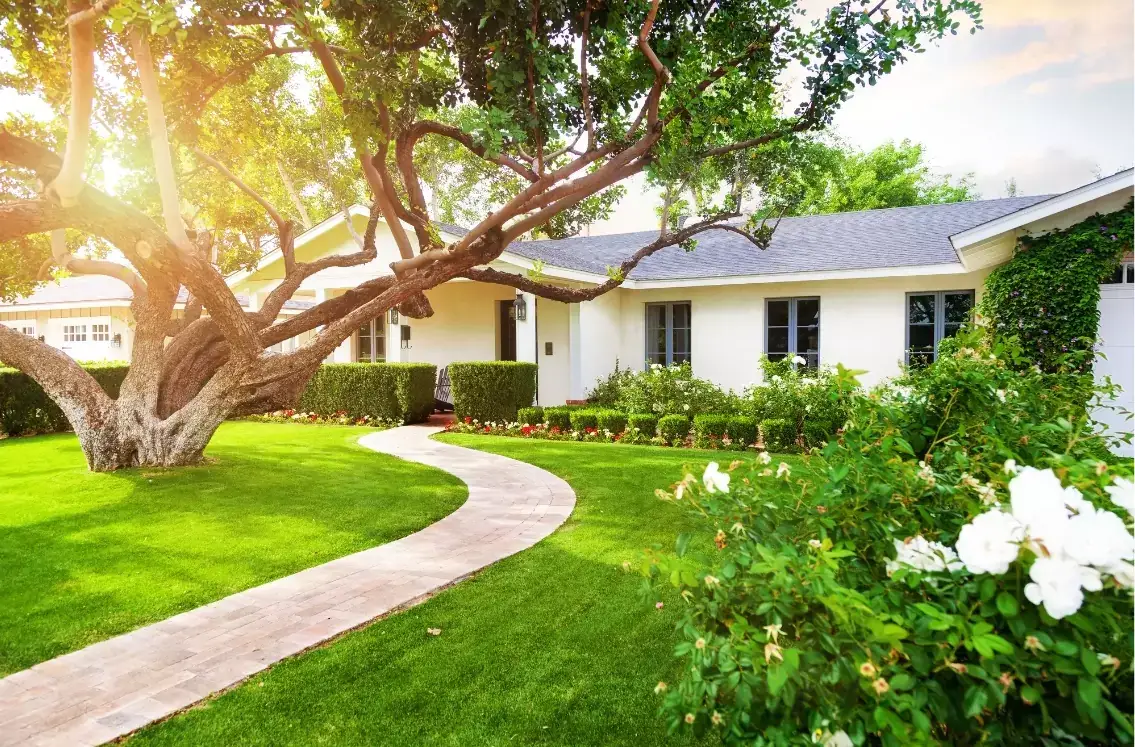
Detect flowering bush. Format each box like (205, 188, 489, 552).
(247, 410, 402, 428)
(746, 357, 846, 449)
(615, 362, 736, 418)
(638, 327, 1133, 745)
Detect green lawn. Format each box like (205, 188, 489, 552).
(130, 436, 807, 747)
(0, 422, 465, 676)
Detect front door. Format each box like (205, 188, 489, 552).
(498, 300, 517, 361)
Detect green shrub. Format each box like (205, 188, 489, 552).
(627, 413, 658, 436)
(544, 407, 573, 431)
(299, 363, 436, 423)
(586, 361, 634, 408)
(569, 409, 599, 431)
(693, 413, 729, 438)
(760, 417, 795, 451)
(517, 406, 544, 426)
(642, 326, 1134, 745)
(616, 362, 733, 418)
(726, 415, 757, 445)
(658, 414, 690, 443)
(0, 363, 130, 435)
(802, 419, 832, 448)
(596, 409, 628, 434)
(449, 361, 537, 422)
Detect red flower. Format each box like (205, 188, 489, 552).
(521, 425, 533, 436)
(464, 416, 473, 424)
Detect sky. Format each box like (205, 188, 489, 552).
(591, 0, 1135, 234)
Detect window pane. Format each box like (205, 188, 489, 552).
(375, 330, 386, 361)
(646, 304, 666, 330)
(1104, 266, 1123, 284)
(357, 324, 371, 362)
(767, 300, 789, 327)
(672, 350, 691, 364)
(797, 326, 819, 357)
(908, 294, 935, 325)
(1127, 263, 1134, 284)
(943, 323, 964, 342)
(672, 302, 691, 329)
(801, 353, 819, 370)
(909, 324, 934, 355)
(647, 350, 666, 366)
(673, 327, 690, 358)
(943, 292, 974, 325)
(796, 298, 819, 326)
(767, 326, 789, 355)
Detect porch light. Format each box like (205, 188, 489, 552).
(389, 307, 400, 325)
(111, 334, 122, 348)
(514, 293, 527, 322)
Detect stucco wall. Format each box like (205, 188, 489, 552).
(1, 306, 133, 362)
(609, 269, 996, 392)
(536, 298, 571, 405)
(402, 281, 516, 371)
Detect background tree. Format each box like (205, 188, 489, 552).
(0, 0, 982, 470)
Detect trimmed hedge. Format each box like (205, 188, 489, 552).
(658, 414, 691, 442)
(596, 410, 627, 434)
(450, 361, 537, 422)
(694, 413, 729, 438)
(727, 415, 758, 446)
(544, 407, 573, 431)
(761, 417, 796, 452)
(299, 363, 436, 423)
(627, 413, 658, 436)
(0, 363, 130, 436)
(569, 409, 599, 431)
(518, 406, 544, 426)
(802, 420, 831, 448)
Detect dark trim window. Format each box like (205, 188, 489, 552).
(645, 302, 691, 366)
(906, 290, 974, 367)
(355, 318, 386, 362)
(765, 297, 820, 368)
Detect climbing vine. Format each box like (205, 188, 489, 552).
(981, 200, 1133, 372)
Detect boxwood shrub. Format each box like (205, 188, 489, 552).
(517, 406, 544, 426)
(0, 363, 130, 436)
(693, 413, 729, 438)
(450, 361, 537, 422)
(569, 409, 599, 431)
(760, 417, 796, 451)
(627, 413, 658, 436)
(544, 407, 573, 431)
(299, 362, 436, 423)
(727, 415, 758, 445)
(658, 414, 690, 443)
(596, 409, 627, 434)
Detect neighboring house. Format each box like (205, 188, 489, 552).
(3, 170, 1131, 448)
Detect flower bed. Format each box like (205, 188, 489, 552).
(246, 410, 403, 428)
(444, 415, 769, 452)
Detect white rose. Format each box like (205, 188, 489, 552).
(703, 462, 730, 494)
(955, 509, 1024, 575)
(791, 355, 806, 366)
(1064, 508, 1135, 569)
(1105, 476, 1134, 515)
(1102, 559, 1135, 588)
(888, 536, 964, 575)
(1024, 556, 1101, 619)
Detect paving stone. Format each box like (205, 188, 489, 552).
(0, 424, 575, 746)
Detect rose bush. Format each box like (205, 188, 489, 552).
(638, 326, 1133, 745)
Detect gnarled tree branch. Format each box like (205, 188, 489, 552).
(48, 0, 96, 207)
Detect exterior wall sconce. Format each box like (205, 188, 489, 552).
(389, 307, 400, 325)
(111, 334, 122, 348)
(514, 293, 527, 322)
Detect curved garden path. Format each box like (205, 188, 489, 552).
(0, 425, 575, 747)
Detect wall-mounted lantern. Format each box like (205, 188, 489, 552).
(111, 333, 122, 348)
(389, 307, 400, 325)
(514, 293, 527, 322)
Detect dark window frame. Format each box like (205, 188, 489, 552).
(904, 289, 975, 366)
(644, 301, 692, 367)
(355, 318, 386, 363)
(764, 296, 821, 369)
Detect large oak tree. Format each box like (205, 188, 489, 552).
(0, 0, 980, 470)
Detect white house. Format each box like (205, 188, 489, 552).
(3, 170, 1131, 447)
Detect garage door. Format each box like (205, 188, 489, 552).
(1095, 259, 1134, 456)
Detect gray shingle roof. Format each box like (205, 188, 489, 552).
(506, 196, 1052, 281)
(0, 275, 312, 311)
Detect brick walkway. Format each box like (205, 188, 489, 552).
(0, 425, 575, 746)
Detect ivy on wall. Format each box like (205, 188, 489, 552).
(981, 199, 1133, 372)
